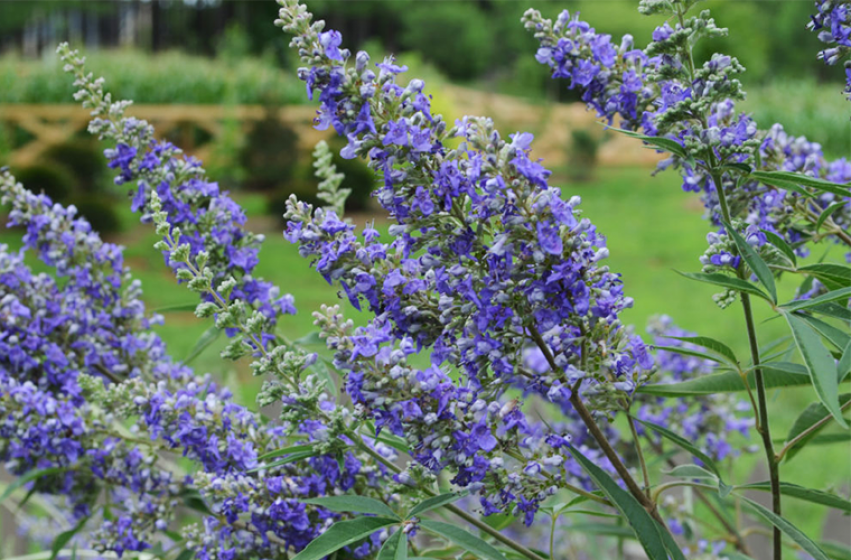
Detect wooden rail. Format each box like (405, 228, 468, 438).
(0, 104, 329, 167)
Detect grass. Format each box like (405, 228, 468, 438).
(1, 166, 848, 546)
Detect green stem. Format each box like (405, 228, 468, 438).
(775, 400, 851, 462)
(707, 162, 782, 560)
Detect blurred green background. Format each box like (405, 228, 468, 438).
(0, 1, 849, 555)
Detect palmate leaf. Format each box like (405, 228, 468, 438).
(784, 312, 848, 428)
(567, 446, 682, 560)
(738, 481, 851, 513)
(723, 219, 777, 302)
(291, 517, 399, 560)
(782, 394, 851, 462)
(419, 520, 509, 560)
(739, 496, 830, 560)
(301, 495, 400, 519)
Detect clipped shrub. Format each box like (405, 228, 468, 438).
(567, 129, 600, 182)
(239, 111, 300, 191)
(69, 194, 122, 236)
(41, 140, 106, 194)
(12, 163, 75, 202)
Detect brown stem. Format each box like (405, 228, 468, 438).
(526, 325, 668, 527)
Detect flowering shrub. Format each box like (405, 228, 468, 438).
(0, 1, 849, 560)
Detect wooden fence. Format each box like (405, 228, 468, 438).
(0, 104, 329, 167)
(0, 99, 662, 170)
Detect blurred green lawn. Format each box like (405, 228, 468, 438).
(1, 165, 847, 543)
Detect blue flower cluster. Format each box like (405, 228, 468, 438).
(277, 0, 671, 525)
(524, 8, 851, 261)
(809, 0, 851, 97)
(1, 146, 387, 558)
(61, 48, 295, 352)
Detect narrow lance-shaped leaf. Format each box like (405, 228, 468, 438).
(665, 335, 738, 365)
(784, 312, 848, 428)
(723, 220, 777, 303)
(737, 481, 851, 513)
(377, 530, 408, 560)
(566, 446, 673, 560)
(636, 419, 720, 477)
(815, 201, 845, 233)
(751, 170, 851, 198)
(183, 326, 220, 365)
(408, 492, 466, 518)
(675, 271, 771, 301)
(739, 496, 830, 560)
(761, 229, 797, 266)
(0, 467, 68, 505)
(637, 362, 812, 397)
(301, 495, 400, 519)
(779, 287, 851, 313)
(782, 394, 851, 462)
(419, 520, 509, 560)
(291, 517, 400, 560)
(798, 263, 851, 290)
(798, 314, 851, 352)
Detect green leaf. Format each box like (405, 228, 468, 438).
(780, 287, 851, 313)
(377, 531, 408, 560)
(809, 302, 851, 322)
(751, 170, 851, 198)
(798, 315, 851, 352)
(653, 345, 729, 365)
(723, 220, 777, 302)
(739, 496, 830, 560)
(675, 271, 770, 301)
(291, 517, 400, 560)
(635, 419, 720, 477)
(608, 127, 688, 159)
(408, 492, 466, 518)
(419, 520, 508, 560)
(815, 202, 845, 233)
(665, 335, 738, 365)
(566, 446, 670, 560)
(301, 495, 400, 519)
(49, 517, 89, 560)
(179, 488, 212, 516)
(249, 449, 320, 473)
(798, 263, 851, 290)
(292, 331, 324, 347)
(480, 513, 516, 531)
(561, 522, 635, 538)
(153, 303, 199, 313)
(366, 429, 411, 455)
(174, 551, 195, 560)
(761, 229, 797, 266)
(183, 326, 220, 365)
(783, 394, 851, 462)
(839, 340, 851, 381)
(637, 362, 812, 397)
(257, 443, 316, 462)
(821, 540, 851, 560)
(784, 312, 848, 428)
(738, 481, 851, 513)
(664, 464, 718, 480)
(0, 467, 68, 505)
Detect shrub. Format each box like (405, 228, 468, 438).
(12, 162, 74, 202)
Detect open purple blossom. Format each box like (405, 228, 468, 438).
(523, 8, 851, 262)
(809, 0, 851, 97)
